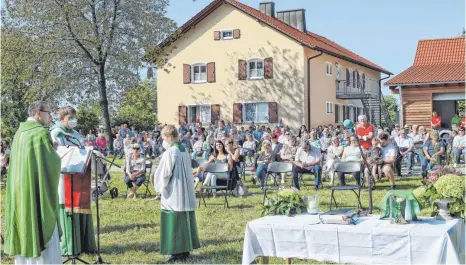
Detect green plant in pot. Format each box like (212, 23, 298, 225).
(260, 189, 307, 217)
(433, 174, 465, 218)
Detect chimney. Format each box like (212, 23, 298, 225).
(276, 9, 306, 32)
(259, 2, 275, 18)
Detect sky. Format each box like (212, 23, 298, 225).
(163, 0, 465, 95)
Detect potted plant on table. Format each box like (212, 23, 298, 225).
(413, 174, 465, 220)
(260, 189, 307, 217)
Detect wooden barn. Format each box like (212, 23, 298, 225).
(386, 37, 465, 129)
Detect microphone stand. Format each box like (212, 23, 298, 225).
(90, 150, 121, 264)
(354, 126, 373, 214)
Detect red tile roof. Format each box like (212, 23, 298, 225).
(159, 0, 392, 75)
(385, 37, 465, 86)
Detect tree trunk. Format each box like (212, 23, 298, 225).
(98, 64, 113, 150)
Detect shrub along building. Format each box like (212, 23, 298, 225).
(386, 37, 465, 129)
(156, 0, 394, 130)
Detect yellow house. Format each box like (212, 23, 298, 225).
(156, 0, 393, 130)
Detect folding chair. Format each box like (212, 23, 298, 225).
(143, 160, 153, 198)
(263, 162, 293, 205)
(199, 162, 230, 209)
(330, 161, 363, 210)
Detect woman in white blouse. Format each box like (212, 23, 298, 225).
(338, 136, 363, 186)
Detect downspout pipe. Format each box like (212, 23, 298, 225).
(378, 74, 391, 126)
(307, 51, 323, 128)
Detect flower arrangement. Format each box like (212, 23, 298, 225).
(413, 174, 465, 218)
(260, 189, 307, 217)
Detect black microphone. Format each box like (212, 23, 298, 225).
(63, 134, 84, 149)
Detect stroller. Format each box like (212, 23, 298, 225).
(90, 150, 119, 201)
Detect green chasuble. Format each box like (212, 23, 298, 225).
(4, 120, 61, 258)
(378, 190, 422, 221)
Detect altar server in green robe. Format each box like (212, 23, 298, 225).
(153, 125, 200, 262)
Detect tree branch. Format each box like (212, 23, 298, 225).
(102, 0, 119, 63)
(63, 6, 100, 65)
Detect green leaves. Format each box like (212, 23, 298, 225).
(261, 190, 307, 217)
(113, 80, 158, 131)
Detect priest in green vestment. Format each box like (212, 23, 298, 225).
(154, 125, 200, 263)
(50, 106, 97, 256)
(4, 101, 62, 264)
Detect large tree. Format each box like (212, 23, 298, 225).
(2, 0, 176, 145)
(113, 79, 158, 131)
(383, 95, 398, 123)
(1, 28, 61, 142)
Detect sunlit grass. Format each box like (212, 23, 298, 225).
(1, 169, 426, 264)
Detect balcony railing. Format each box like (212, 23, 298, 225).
(336, 79, 377, 99)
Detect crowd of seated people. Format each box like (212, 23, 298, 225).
(68, 110, 465, 199)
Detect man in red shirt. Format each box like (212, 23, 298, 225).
(461, 116, 466, 128)
(431, 111, 442, 129)
(356, 115, 374, 150)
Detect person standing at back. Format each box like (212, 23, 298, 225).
(356, 115, 374, 150)
(4, 101, 62, 264)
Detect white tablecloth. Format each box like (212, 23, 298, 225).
(242, 215, 465, 264)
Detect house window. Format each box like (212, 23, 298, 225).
(358, 107, 364, 117)
(247, 59, 264, 79)
(187, 105, 211, 124)
(348, 68, 353, 87)
(326, 62, 333, 76)
(192, 63, 207, 83)
(221, 30, 234, 40)
(326, 102, 333, 114)
(338, 104, 344, 122)
(348, 105, 354, 121)
(336, 63, 342, 80)
(244, 102, 268, 123)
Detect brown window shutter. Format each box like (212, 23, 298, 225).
(335, 105, 339, 123)
(233, 29, 240, 39)
(178, 106, 187, 125)
(268, 102, 278, 123)
(353, 107, 357, 122)
(238, 59, 247, 80)
(183, 64, 191, 84)
(207, 62, 216, 83)
(233, 103, 243, 124)
(214, 31, 221, 40)
(264, 57, 274, 79)
(353, 71, 357, 88)
(211, 104, 220, 124)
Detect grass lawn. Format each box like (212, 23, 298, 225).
(1, 168, 428, 264)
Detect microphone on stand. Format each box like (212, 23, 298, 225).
(64, 134, 84, 149)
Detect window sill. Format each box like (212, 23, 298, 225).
(248, 77, 264, 80)
(192, 81, 208, 84)
(326, 73, 333, 76)
(222, 37, 234, 40)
